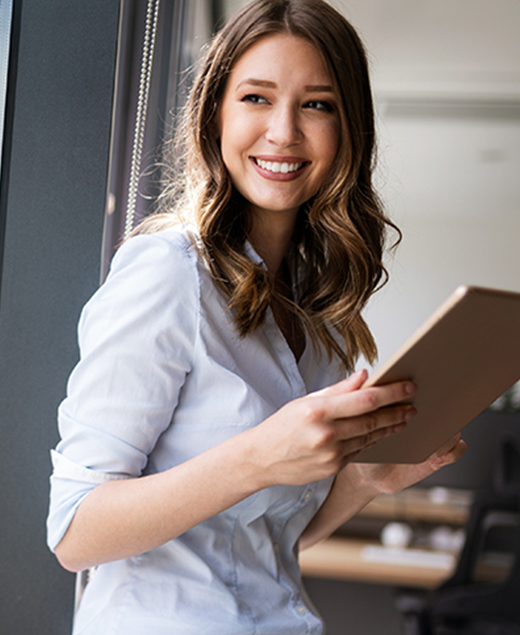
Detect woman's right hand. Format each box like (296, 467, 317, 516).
(247, 369, 417, 487)
(54, 368, 415, 572)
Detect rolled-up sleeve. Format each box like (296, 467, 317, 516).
(47, 230, 198, 551)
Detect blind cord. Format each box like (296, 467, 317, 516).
(124, 0, 161, 238)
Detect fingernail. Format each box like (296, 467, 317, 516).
(393, 422, 407, 433)
(405, 382, 417, 395)
(404, 406, 417, 420)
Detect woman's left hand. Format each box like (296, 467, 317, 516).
(348, 433, 467, 497)
(299, 430, 467, 550)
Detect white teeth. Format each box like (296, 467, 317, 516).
(255, 158, 303, 173)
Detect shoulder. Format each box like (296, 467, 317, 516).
(110, 225, 199, 279)
(100, 225, 204, 303)
(79, 226, 203, 339)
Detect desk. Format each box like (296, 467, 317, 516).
(356, 486, 472, 525)
(300, 536, 455, 589)
(300, 487, 473, 589)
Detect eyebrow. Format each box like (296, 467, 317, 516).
(236, 78, 334, 92)
(305, 84, 334, 93)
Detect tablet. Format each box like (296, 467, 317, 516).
(353, 285, 520, 464)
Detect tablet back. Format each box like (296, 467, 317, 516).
(355, 285, 520, 464)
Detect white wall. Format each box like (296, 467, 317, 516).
(331, 0, 520, 366)
(366, 112, 520, 364)
(331, 0, 520, 98)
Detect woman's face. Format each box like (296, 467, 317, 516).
(218, 34, 341, 226)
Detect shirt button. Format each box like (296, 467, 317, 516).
(295, 604, 307, 615)
(273, 542, 279, 555)
(303, 490, 312, 501)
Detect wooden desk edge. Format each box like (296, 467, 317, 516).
(300, 536, 455, 589)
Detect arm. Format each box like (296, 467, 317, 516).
(55, 370, 416, 572)
(299, 404, 467, 551)
(55, 427, 265, 572)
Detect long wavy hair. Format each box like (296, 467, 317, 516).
(140, 0, 400, 372)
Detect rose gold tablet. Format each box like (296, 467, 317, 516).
(354, 285, 520, 464)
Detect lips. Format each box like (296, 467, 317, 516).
(250, 156, 309, 180)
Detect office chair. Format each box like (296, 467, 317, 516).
(398, 434, 520, 635)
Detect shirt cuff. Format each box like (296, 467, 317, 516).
(50, 449, 133, 485)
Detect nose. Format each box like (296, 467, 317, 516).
(265, 103, 302, 148)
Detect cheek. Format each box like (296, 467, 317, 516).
(218, 123, 237, 171)
(324, 123, 341, 164)
(219, 132, 246, 191)
(309, 118, 340, 166)
(313, 139, 339, 178)
(221, 119, 261, 177)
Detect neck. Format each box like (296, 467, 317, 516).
(248, 208, 298, 278)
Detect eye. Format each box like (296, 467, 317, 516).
(241, 94, 269, 105)
(303, 100, 335, 113)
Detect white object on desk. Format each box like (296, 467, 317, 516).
(362, 545, 455, 570)
(380, 522, 414, 548)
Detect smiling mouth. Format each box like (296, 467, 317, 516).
(253, 158, 307, 174)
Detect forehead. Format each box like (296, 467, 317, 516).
(228, 33, 333, 86)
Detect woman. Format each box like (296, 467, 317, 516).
(47, 1, 466, 633)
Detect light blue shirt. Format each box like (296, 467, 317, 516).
(47, 226, 345, 635)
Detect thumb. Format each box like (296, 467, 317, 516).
(315, 369, 368, 397)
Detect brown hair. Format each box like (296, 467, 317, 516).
(143, 0, 400, 371)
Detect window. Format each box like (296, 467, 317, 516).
(101, 0, 224, 278)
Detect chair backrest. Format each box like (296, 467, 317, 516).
(427, 433, 520, 630)
(74, 568, 96, 619)
(399, 433, 520, 634)
(494, 434, 520, 498)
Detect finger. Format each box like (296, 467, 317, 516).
(430, 435, 467, 466)
(313, 369, 368, 397)
(341, 420, 408, 459)
(334, 404, 417, 441)
(429, 433, 462, 461)
(325, 380, 417, 420)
